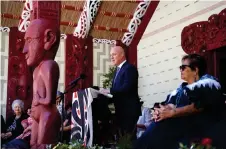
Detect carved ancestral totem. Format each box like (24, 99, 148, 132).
(7, 27, 32, 117)
(181, 8, 226, 55)
(65, 35, 93, 106)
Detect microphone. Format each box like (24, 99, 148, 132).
(69, 74, 86, 86)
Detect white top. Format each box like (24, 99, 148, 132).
(117, 60, 126, 68)
(136, 107, 152, 138)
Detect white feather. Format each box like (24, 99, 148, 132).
(168, 89, 178, 101)
(186, 78, 221, 90)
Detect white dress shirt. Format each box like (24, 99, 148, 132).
(117, 60, 126, 69)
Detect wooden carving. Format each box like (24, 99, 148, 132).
(181, 8, 226, 54)
(32, 1, 61, 25)
(7, 27, 32, 117)
(65, 35, 93, 106)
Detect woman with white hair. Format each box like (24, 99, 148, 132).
(1, 99, 28, 142)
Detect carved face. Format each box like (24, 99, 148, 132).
(23, 23, 45, 67)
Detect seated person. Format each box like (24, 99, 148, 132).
(134, 54, 225, 149)
(56, 91, 64, 116)
(2, 108, 32, 149)
(136, 102, 152, 138)
(17, 108, 32, 140)
(60, 104, 72, 143)
(2, 99, 28, 143)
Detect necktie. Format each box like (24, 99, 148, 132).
(113, 67, 120, 85)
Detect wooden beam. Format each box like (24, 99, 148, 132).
(93, 25, 128, 32)
(126, 0, 144, 3)
(99, 10, 133, 19)
(60, 21, 77, 27)
(61, 5, 83, 11)
(1, 13, 21, 20)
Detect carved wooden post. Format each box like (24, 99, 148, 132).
(65, 35, 93, 106)
(31, 1, 61, 25)
(120, 1, 159, 67)
(181, 8, 226, 54)
(181, 8, 226, 77)
(6, 27, 33, 118)
(65, 1, 100, 105)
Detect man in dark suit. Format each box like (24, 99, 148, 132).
(103, 46, 141, 136)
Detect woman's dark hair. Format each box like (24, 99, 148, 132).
(182, 54, 207, 77)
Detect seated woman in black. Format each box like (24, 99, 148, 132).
(2, 99, 28, 143)
(134, 54, 224, 149)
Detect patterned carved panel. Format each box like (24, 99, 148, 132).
(93, 43, 112, 87)
(6, 27, 33, 118)
(32, 1, 61, 26)
(181, 8, 226, 54)
(65, 35, 93, 106)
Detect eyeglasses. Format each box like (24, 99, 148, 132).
(179, 65, 191, 71)
(24, 37, 42, 44)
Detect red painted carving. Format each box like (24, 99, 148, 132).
(122, 0, 159, 66)
(32, 1, 61, 25)
(23, 19, 61, 147)
(181, 8, 226, 54)
(7, 27, 33, 118)
(65, 35, 93, 106)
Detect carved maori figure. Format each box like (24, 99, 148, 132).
(23, 19, 61, 148)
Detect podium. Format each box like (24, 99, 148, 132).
(71, 88, 112, 147)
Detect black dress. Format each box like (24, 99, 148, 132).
(5, 113, 28, 141)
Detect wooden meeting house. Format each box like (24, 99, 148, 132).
(0, 0, 226, 147)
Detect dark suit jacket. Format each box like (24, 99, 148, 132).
(110, 61, 141, 120)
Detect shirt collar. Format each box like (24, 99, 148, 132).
(117, 60, 126, 68)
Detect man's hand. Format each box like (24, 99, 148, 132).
(99, 88, 110, 94)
